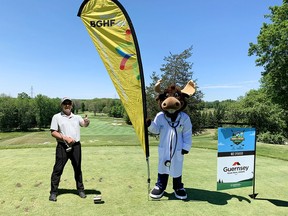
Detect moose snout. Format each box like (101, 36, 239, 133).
(161, 97, 181, 111)
(162, 101, 180, 108)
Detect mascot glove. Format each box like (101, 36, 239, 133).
(146, 118, 151, 127)
(181, 149, 189, 155)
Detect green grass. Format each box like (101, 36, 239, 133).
(0, 115, 288, 215)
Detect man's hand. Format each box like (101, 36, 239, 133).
(65, 136, 76, 145)
(84, 115, 90, 127)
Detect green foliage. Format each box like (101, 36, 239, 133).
(81, 102, 85, 112)
(145, 71, 162, 119)
(224, 89, 288, 143)
(201, 105, 226, 128)
(16, 95, 36, 131)
(257, 131, 286, 144)
(201, 89, 288, 143)
(108, 102, 125, 118)
(34, 95, 59, 129)
(0, 96, 18, 131)
(248, 1, 288, 109)
(160, 46, 194, 87)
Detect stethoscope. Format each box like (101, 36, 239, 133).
(164, 114, 181, 167)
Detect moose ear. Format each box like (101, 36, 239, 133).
(181, 80, 196, 96)
(154, 79, 162, 93)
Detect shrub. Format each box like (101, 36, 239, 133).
(257, 131, 286, 144)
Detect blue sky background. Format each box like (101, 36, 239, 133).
(0, 0, 283, 101)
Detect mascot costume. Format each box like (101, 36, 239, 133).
(147, 80, 196, 200)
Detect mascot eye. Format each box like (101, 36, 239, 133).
(165, 93, 169, 97)
(174, 93, 179, 97)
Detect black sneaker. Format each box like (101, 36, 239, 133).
(79, 191, 87, 198)
(150, 186, 165, 199)
(174, 188, 187, 200)
(49, 193, 57, 202)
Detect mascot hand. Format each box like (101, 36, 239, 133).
(181, 149, 189, 155)
(146, 118, 151, 127)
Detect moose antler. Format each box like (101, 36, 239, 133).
(154, 79, 162, 93)
(181, 80, 196, 96)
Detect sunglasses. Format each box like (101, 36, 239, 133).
(62, 102, 72, 106)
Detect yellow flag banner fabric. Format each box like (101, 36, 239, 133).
(78, 0, 149, 157)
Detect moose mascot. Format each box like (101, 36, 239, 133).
(147, 80, 196, 200)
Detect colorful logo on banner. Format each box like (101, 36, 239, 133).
(217, 128, 256, 190)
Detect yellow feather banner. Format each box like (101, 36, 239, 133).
(77, 0, 149, 158)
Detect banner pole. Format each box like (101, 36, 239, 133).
(146, 157, 151, 200)
(249, 128, 258, 199)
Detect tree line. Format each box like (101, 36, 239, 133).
(0, 92, 128, 132)
(0, 86, 287, 144)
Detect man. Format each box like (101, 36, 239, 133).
(49, 97, 90, 202)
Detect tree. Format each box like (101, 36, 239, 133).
(248, 1, 288, 109)
(34, 95, 59, 129)
(224, 89, 287, 140)
(16, 94, 36, 131)
(145, 46, 204, 134)
(145, 71, 161, 119)
(0, 96, 18, 131)
(80, 102, 84, 113)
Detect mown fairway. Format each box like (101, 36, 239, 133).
(0, 114, 287, 215)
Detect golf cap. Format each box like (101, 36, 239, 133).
(61, 97, 73, 105)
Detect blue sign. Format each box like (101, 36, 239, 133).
(218, 128, 256, 153)
(217, 128, 256, 190)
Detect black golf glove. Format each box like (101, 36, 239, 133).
(181, 149, 189, 155)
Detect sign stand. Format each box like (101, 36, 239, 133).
(249, 134, 258, 199)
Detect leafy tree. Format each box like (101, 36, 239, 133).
(73, 99, 81, 114)
(109, 101, 125, 118)
(145, 71, 161, 119)
(224, 89, 287, 141)
(16, 95, 36, 131)
(0, 96, 18, 131)
(34, 95, 59, 129)
(88, 101, 98, 116)
(81, 102, 85, 113)
(248, 0, 288, 109)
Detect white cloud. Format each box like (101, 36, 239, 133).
(200, 80, 258, 90)
(201, 85, 242, 89)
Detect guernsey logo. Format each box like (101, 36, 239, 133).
(223, 162, 249, 173)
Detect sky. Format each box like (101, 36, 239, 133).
(0, 0, 283, 101)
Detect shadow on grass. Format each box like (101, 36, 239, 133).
(57, 188, 105, 204)
(255, 198, 288, 207)
(163, 188, 251, 205)
(58, 188, 101, 196)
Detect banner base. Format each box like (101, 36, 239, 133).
(249, 193, 258, 199)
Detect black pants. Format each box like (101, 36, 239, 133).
(156, 173, 184, 190)
(50, 142, 84, 194)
